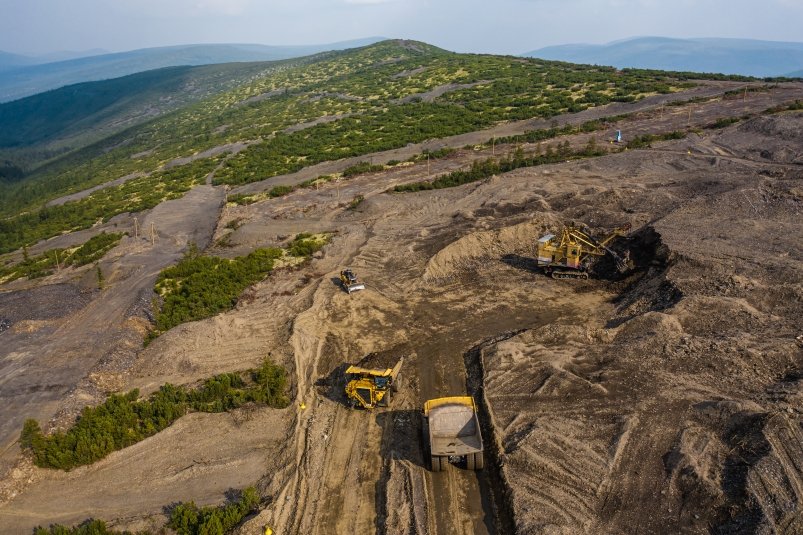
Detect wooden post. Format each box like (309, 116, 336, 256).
(492, 137, 495, 156)
(134, 217, 139, 238)
(150, 222, 156, 246)
(427, 153, 430, 175)
(687, 107, 691, 126)
(55, 249, 61, 270)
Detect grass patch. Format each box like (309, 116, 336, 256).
(34, 519, 145, 535)
(21, 359, 289, 470)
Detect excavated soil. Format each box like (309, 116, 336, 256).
(0, 83, 801, 534)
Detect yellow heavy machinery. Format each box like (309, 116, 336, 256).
(536, 222, 631, 279)
(344, 357, 404, 409)
(339, 268, 366, 294)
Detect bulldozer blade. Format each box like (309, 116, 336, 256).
(347, 283, 366, 293)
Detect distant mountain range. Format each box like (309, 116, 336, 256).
(524, 37, 803, 78)
(0, 38, 384, 102)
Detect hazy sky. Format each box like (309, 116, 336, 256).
(1, 0, 802, 56)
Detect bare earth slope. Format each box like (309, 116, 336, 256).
(0, 83, 800, 534)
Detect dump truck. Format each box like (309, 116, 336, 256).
(423, 396, 484, 471)
(536, 222, 631, 279)
(344, 356, 403, 409)
(340, 268, 366, 294)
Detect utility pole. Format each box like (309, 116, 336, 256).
(492, 137, 495, 156)
(134, 217, 139, 238)
(55, 249, 61, 271)
(150, 222, 156, 246)
(687, 107, 692, 126)
(427, 153, 430, 175)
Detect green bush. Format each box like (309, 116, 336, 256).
(169, 486, 260, 535)
(21, 359, 288, 470)
(287, 233, 326, 257)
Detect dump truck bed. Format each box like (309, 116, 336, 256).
(425, 397, 483, 457)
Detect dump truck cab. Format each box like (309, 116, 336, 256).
(423, 396, 484, 471)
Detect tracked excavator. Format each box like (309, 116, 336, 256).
(344, 357, 404, 409)
(536, 222, 631, 280)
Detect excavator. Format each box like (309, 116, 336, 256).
(536, 222, 631, 279)
(344, 357, 404, 409)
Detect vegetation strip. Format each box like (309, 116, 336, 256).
(393, 130, 687, 192)
(0, 231, 123, 282)
(151, 233, 327, 338)
(33, 486, 260, 535)
(21, 359, 288, 470)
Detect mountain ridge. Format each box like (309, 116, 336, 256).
(0, 37, 386, 102)
(524, 36, 803, 77)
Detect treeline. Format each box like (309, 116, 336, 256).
(394, 139, 606, 193)
(0, 157, 220, 255)
(0, 232, 123, 283)
(21, 359, 288, 470)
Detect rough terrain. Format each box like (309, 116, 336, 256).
(0, 82, 801, 534)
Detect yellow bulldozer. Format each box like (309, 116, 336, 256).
(344, 357, 404, 409)
(536, 222, 631, 279)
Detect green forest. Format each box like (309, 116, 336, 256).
(21, 359, 288, 470)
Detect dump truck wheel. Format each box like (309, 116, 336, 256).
(381, 389, 390, 407)
(392, 374, 402, 392)
(431, 455, 442, 472)
(466, 453, 475, 471)
(473, 452, 484, 470)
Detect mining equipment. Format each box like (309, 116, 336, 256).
(615, 130, 623, 143)
(423, 396, 484, 472)
(340, 268, 366, 294)
(344, 357, 404, 409)
(536, 222, 631, 280)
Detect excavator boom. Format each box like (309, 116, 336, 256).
(536, 222, 631, 279)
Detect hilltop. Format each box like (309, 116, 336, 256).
(0, 38, 385, 103)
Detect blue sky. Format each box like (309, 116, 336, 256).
(1, 0, 802, 56)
